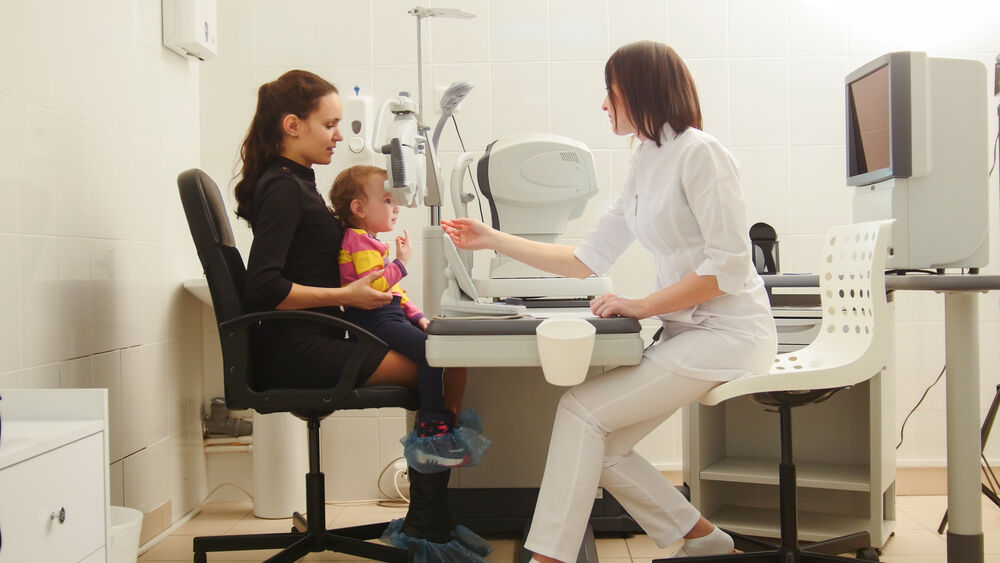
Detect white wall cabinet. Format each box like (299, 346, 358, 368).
(0, 389, 110, 562)
(683, 302, 896, 547)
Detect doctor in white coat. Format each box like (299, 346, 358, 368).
(442, 40, 777, 562)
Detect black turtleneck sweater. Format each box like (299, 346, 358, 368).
(245, 156, 342, 314)
(243, 156, 386, 386)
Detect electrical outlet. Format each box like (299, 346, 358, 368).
(393, 458, 409, 476)
(378, 459, 410, 498)
(393, 460, 410, 494)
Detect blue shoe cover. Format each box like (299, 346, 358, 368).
(402, 409, 492, 473)
(380, 518, 493, 562)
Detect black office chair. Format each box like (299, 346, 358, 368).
(178, 168, 418, 563)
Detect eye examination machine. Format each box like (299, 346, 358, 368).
(447, 134, 614, 304)
(329, 85, 614, 315)
(847, 51, 989, 270)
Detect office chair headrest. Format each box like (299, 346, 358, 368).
(178, 168, 236, 249)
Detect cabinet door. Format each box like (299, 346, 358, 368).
(0, 433, 106, 562)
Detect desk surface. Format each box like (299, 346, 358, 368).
(427, 315, 640, 336)
(426, 309, 644, 368)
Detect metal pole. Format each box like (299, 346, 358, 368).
(415, 16, 423, 124)
(778, 406, 798, 552)
(943, 291, 984, 562)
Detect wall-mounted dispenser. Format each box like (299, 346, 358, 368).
(162, 0, 217, 61)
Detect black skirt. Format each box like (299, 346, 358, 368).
(251, 312, 389, 389)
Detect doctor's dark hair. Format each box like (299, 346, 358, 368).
(234, 70, 338, 226)
(328, 165, 387, 229)
(605, 41, 702, 146)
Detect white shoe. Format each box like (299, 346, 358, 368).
(671, 526, 736, 557)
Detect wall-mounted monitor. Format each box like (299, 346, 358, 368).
(846, 52, 988, 270)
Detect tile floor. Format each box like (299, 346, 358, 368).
(139, 495, 1000, 562)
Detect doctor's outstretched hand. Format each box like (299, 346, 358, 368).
(590, 292, 646, 319)
(441, 218, 495, 251)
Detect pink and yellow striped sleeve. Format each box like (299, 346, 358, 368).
(339, 228, 406, 292)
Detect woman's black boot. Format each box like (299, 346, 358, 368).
(401, 466, 453, 543)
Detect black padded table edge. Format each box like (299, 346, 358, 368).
(426, 316, 641, 336)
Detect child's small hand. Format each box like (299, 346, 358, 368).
(395, 229, 412, 265)
(417, 317, 430, 332)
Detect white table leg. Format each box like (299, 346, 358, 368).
(943, 291, 984, 562)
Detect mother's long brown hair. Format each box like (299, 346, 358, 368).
(234, 70, 337, 226)
(605, 41, 702, 147)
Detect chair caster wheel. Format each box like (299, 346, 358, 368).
(856, 547, 879, 561)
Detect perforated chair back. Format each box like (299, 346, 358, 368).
(701, 220, 893, 406)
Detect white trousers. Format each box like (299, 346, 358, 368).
(523, 360, 719, 562)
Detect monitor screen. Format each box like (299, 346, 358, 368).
(846, 52, 914, 186)
(848, 65, 891, 176)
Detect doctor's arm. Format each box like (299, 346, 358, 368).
(590, 273, 723, 319)
(441, 217, 595, 279)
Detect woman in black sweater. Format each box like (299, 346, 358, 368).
(235, 70, 416, 388)
(234, 70, 490, 562)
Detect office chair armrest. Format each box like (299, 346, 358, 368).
(220, 310, 391, 404)
(220, 309, 387, 348)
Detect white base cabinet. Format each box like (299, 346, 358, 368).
(0, 389, 110, 562)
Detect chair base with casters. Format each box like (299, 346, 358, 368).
(193, 391, 417, 563)
(654, 395, 878, 563)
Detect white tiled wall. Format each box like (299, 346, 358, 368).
(1, 0, 207, 526)
(199, 0, 1000, 499)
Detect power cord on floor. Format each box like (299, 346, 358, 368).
(201, 481, 254, 504)
(896, 365, 946, 449)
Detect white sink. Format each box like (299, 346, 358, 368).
(182, 278, 213, 307)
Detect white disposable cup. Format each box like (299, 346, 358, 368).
(536, 318, 597, 386)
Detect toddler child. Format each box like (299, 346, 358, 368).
(330, 165, 488, 468)
(330, 164, 491, 562)
(330, 166, 492, 563)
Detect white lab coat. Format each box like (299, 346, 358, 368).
(574, 127, 777, 381)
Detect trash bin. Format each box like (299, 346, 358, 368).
(108, 506, 143, 563)
(252, 411, 307, 518)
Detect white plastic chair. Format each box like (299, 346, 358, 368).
(662, 220, 893, 563)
